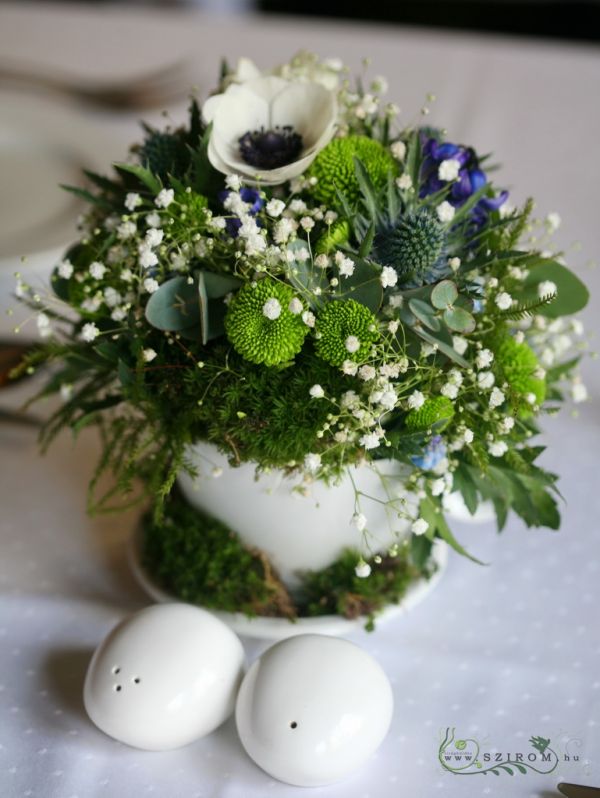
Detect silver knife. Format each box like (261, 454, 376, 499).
(558, 784, 600, 798)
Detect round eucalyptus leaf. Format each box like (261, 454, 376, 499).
(431, 280, 458, 309)
(145, 276, 200, 331)
(408, 298, 441, 331)
(443, 306, 476, 333)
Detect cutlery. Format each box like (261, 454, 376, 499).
(0, 60, 190, 110)
(558, 783, 600, 798)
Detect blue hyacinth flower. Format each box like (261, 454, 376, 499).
(411, 435, 447, 471)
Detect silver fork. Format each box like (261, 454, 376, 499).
(0, 59, 190, 110)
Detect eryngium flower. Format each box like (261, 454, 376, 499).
(225, 278, 308, 366)
(373, 209, 448, 287)
(315, 299, 379, 367)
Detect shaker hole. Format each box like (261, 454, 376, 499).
(290, 722, 298, 729)
(114, 685, 122, 692)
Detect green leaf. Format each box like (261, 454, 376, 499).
(410, 534, 433, 570)
(353, 156, 378, 219)
(451, 467, 479, 515)
(358, 221, 376, 258)
(404, 130, 421, 192)
(523, 259, 589, 317)
(431, 280, 458, 309)
(335, 258, 383, 313)
(419, 496, 486, 564)
(144, 276, 200, 332)
(113, 163, 162, 194)
(60, 184, 112, 210)
(413, 327, 469, 367)
(117, 359, 134, 387)
(387, 171, 400, 221)
(443, 306, 476, 333)
(408, 298, 441, 331)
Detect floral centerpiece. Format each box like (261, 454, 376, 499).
(16, 53, 590, 628)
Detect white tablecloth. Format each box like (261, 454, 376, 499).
(1, 5, 599, 797)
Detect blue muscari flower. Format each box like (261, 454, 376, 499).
(411, 434, 447, 471)
(420, 135, 508, 227)
(218, 187, 264, 236)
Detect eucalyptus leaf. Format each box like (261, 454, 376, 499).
(431, 280, 458, 309)
(443, 306, 476, 333)
(414, 327, 469, 367)
(523, 259, 589, 317)
(408, 298, 441, 331)
(145, 276, 200, 332)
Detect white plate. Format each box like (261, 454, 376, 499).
(128, 528, 448, 640)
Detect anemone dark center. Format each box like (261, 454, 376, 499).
(239, 126, 303, 170)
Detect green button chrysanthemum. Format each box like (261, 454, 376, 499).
(405, 396, 455, 431)
(315, 220, 350, 255)
(315, 299, 379, 367)
(495, 335, 546, 413)
(307, 135, 398, 206)
(224, 278, 308, 366)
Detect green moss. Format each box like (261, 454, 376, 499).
(142, 490, 431, 631)
(315, 299, 379, 367)
(307, 135, 397, 206)
(225, 278, 308, 366)
(405, 396, 455, 431)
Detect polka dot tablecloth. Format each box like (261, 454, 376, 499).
(1, 5, 599, 796)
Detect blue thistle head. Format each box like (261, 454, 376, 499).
(373, 209, 449, 287)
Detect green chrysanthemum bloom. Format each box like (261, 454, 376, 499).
(315, 299, 379, 367)
(225, 278, 308, 367)
(307, 135, 398, 206)
(405, 396, 455, 431)
(315, 220, 350, 255)
(373, 209, 448, 287)
(139, 131, 189, 181)
(495, 335, 546, 414)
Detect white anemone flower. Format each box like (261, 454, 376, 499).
(202, 76, 337, 185)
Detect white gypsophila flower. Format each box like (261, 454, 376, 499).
(353, 513, 367, 532)
(170, 253, 187, 271)
(463, 428, 474, 444)
(495, 292, 513, 310)
(407, 390, 425, 410)
(359, 431, 382, 450)
(117, 220, 137, 241)
(142, 348, 157, 363)
(120, 268, 134, 283)
(388, 293, 404, 309)
(300, 216, 315, 232)
(202, 75, 337, 185)
(371, 75, 389, 94)
(309, 384, 325, 399)
(80, 296, 101, 313)
(453, 335, 468, 355)
(273, 217, 297, 244)
(441, 383, 459, 400)
(430, 478, 446, 497)
(36, 313, 52, 338)
(124, 192, 142, 212)
(262, 297, 282, 320)
(288, 297, 303, 315)
(571, 319, 584, 336)
(57, 259, 74, 279)
(342, 360, 358, 376)
(390, 140, 406, 160)
(155, 188, 175, 209)
(111, 307, 127, 322)
(514, 330, 526, 343)
(146, 212, 161, 228)
(571, 379, 588, 403)
(139, 248, 158, 270)
(89, 261, 106, 280)
(314, 253, 329, 270)
(304, 453, 321, 473)
(266, 198, 286, 218)
(476, 348, 494, 369)
(60, 383, 73, 401)
(498, 416, 515, 434)
(354, 559, 371, 579)
(449, 257, 461, 271)
(208, 216, 227, 232)
(103, 287, 121, 308)
(341, 390, 359, 409)
(211, 467, 224, 479)
(345, 335, 360, 354)
(412, 518, 429, 536)
(489, 440, 508, 457)
(447, 368, 463, 387)
(145, 228, 164, 249)
(546, 212, 561, 232)
(289, 198, 307, 214)
(81, 322, 100, 342)
(338, 257, 355, 278)
(489, 387, 505, 408)
(380, 265, 398, 288)
(538, 280, 557, 297)
(143, 278, 159, 294)
(477, 371, 495, 390)
(436, 201, 455, 223)
(358, 364, 376, 381)
(225, 174, 243, 191)
(396, 174, 413, 191)
(488, 277, 499, 289)
(302, 310, 316, 328)
(438, 159, 461, 182)
(387, 320, 400, 334)
(378, 388, 398, 410)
